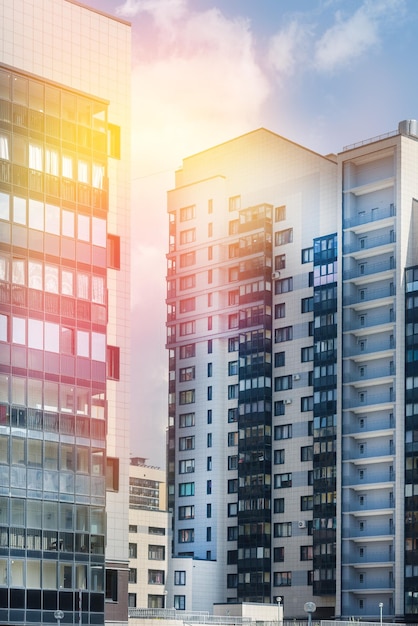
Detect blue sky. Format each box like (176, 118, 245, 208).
(84, 0, 418, 466)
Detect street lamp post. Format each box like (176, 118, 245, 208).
(304, 601, 316, 626)
(379, 602, 383, 626)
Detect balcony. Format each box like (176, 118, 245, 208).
(343, 232, 395, 258)
(343, 204, 395, 231)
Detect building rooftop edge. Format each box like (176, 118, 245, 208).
(65, 0, 131, 26)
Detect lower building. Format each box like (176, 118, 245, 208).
(128, 458, 171, 610)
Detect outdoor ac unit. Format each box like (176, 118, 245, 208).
(284, 399, 292, 405)
(272, 272, 280, 280)
(293, 374, 300, 381)
(298, 520, 306, 529)
(186, 466, 193, 473)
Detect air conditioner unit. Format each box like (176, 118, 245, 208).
(298, 520, 306, 529)
(293, 374, 300, 381)
(272, 271, 280, 280)
(284, 399, 292, 405)
(186, 466, 194, 473)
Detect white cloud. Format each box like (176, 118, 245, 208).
(268, 20, 312, 79)
(116, 0, 187, 21)
(129, 4, 270, 176)
(314, 0, 406, 72)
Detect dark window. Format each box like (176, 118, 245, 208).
(274, 498, 285, 513)
(275, 352, 285, 367)
(106, 569, 118, 601)
(107, 345, 120, 380)
(107, 234, 120, 269)
(302, 247, 313, 263)
(275, 303, 286, 319)
(301, 297, 313, 313)
(274, 546, 284, 562)
(275, 205, 286, 221)
(106, 457, 119, 491)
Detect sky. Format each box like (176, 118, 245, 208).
(83, 0, 418, 467)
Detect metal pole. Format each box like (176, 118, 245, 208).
(379, 602, 383, 626)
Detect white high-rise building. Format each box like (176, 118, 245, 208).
(166, 122, 418, 621)
(0, 2, 131, 625)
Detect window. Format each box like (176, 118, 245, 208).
(301, 347, 314, 362)
(207, 386, 212, 401)
(228, 337, 239, 352)
(179, 390, 195, 405)
(228, 384, 238, 399)
(301, 297, 313, 313)
(228, 431, 238, 446)
(228, 526, 238, 541)
(174, 570, 186, 585)
(206, 526, 212, 541)
(179, 366, 195, 382)
(180, 205, 195, 221)
(228, 313, 239, 329)
(180, 228, 195, 244)
(228, 456, 238, 470)
(275, 424, 292, 440)
(228, 266, 239, 281)
(301, 445, 313, 461)
(180, 321, 195, 336)
(107, 234, 120, 269)
(174, 595, 185, 610)
(129, 543, 137, 558)
(207, 409, 212, 424)
(227, 573, 238, 588)
(275, 303, 285, 319)
(275, 326, 293, 343)
(229, 243, 239, 258)
(179, 459, 195, 474)
(274, 571, 292, 586)
(301, 396, 313, 412)
(274, 522, 292, 537)
(274, 498, 285, 514)
(207, 362, 213, 377)
(275, 473, 292, 488)
(228, 479, 238, 493)
(302, 247, 313, 263)
(275, 375, 292, 391)
(180, 343, 196, 359)
(180, 251, 195, 267)
(274, 547, 284, 562)
(275, 228, 293, 246)
(179, 482, 194, 497)
(228, 408, 238, 422)
(148, 545, 165, 560)
(274, 400, 285, 416)
(227, 550, 237, 564)
(180, 298, 195, 313)
(207, 503, 212, 517)
(106, 569, 118, 602)
(275, 277, 293, 294)
(274, 449, 285, 465)
(179, 436, 195, 451)
(129, 525, 137, 533)
(179, 412, 195, 428)
(207, 433, 212, 447)
(178, 529, 194, 543)
(207, 480, 212, 494)
(149, 526, 166, 536)
(128, 593, 137, 608)
(228, 502, 238, 517)
(148, 570, 165, 585)
(180, 275, 195, 290)
(275, 205, 286, 221)
(228, 289, 239, 305)
(229, 195, 241, 211)
(228, 361, 238, 376)
(275, 254, 286, 270)
(229, 220, 239, 235)
(178, 505, 194, 519)
(106, 457, 119, 491)
(275, 352, 285, 367)
(301, 495, 313, 511)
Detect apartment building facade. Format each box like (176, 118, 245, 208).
(0, 1, 131, 625)
(166, 123, 418, 621)
(128, 458, 171, 610)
